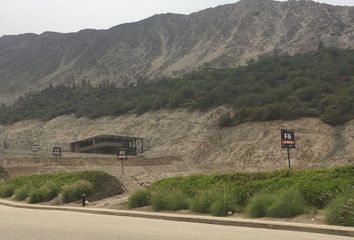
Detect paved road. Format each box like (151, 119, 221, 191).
(0, 205, 351, 240)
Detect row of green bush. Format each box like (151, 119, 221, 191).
(150, 167, 354, 209)
(128, 187, 307, 217)
(0, 179, 93, 204)
(246, 188, 354, 226)
(0, 171, 120, 204)
(128, 166, 354, 226)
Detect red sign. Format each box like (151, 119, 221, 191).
(281, 140, 295, 145)
(281, 129, 295, 149)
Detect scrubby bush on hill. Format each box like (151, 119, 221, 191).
(217, 112, 234, 128)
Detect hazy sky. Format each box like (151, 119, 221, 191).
(0, 0, 353, 36)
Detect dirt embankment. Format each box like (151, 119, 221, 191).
(0, 107, 353, 171)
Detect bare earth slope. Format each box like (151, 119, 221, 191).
(0, 108, 353, 170)
(1, 0, 354, 104)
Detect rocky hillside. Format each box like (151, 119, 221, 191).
(1, 0, 354, 104)
(0, 108, 353, 169)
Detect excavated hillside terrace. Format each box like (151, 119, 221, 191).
(0, 108, 353, 169)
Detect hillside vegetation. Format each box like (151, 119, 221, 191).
(1, 0, 354, 105)
(1, 48, 354, 126)
(128, 166, 354, 226)
(0, 171, 124, 203)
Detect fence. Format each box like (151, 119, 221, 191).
(1, 141, 71, 152)
(1, 140, 149, 154)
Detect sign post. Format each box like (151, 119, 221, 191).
(52, 147, 62, 156)
(32, 143, 40, 161)
(281, 129, 295, 169)
(117, 150, 128, 175)
(52, 147, 62, 166)
(287, 148, 291, 169)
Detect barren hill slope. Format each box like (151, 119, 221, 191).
(0, 108, 353, 170)
(1, 0, 354, 104)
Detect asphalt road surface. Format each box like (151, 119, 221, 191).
(0, 205, 352, 240)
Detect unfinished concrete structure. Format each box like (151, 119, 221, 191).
(70, 134, 144, 155)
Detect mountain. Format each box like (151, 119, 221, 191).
(1, 0, 354, 104)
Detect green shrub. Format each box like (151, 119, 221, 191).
(27, 181, 60, 204)
(128, 189, 151, 209)
(60, 180, 93, 203)
(28, 188, 45, 203)
(246, 193, 275, 218)
(0, 184, 15, 198)
(208, 192, 240, 217)
(40, 181, 59, 202)
(325, 192, 354, 226)
(14, 184, 32, 201)
(151, 191, 168, 211)
(151, 190, 189, 211)
(297, 178, 346, 209)
(189, 191, 214, 213)
(166, 191, 190, 211)
(267, 189, 306, 218)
